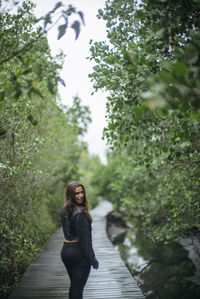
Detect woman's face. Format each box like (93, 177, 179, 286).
(74, 186, 84, 205)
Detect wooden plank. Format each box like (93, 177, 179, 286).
(9, 200, 145, 299)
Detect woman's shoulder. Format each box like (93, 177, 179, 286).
(73, 208, 89, 221)
(73, 208, 85, 216)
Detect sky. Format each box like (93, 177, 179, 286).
(33, 0, 108, 164)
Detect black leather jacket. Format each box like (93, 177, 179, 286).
(60, 206, 98, 268)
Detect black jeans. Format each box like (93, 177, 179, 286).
(61, 242, 91, 299)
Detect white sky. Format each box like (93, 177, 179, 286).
(33, 0, 108, 164)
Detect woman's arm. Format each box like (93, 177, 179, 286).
(60, 206, 70, 240)
(75, 210, 99, 269)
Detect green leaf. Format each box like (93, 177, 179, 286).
(78, 11, 85, 25)
(27, 114, 33, 122)
(21, 68, 32, 75)
(167, 155, 173, 161)
(116, 101, 123, 109)
(143, 94, 166, 110)
(0, 91, 5, 101)
(27, 115, 38, 126)
(0, 162, 8, 169)
(162, 146, 168, 153)
(175, 152, 181, 157)
(58, 24, 67, 40)
(161, 60, 172, 70)
(65, 5, 75, 16)
(54, 1, 63, 11)
(0, 127, 7, 136)
(32, 120, 38, 126)
(124, 51, 137, 65)
(174, 62, 187, 76)
(22, 87, 30, 95)
(57, 76, 66, 87)
(47, 79, 55, 94)
(159, 70, 172, 83)
(44, 14, 52, 28)
(16, 54, 24, 63)
(14, 89, 22, 100)
(156, 28, 165, 39)
(71, 21, 80, 40)
(30, 87, 44, 99)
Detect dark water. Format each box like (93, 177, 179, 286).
(116, 228, 200, 299)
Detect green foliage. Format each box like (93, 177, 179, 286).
(0, 0, 84, 109)
(66, 96, 92, 136)
(89, 0, 200, 242)
(0, 2, 90, 297)
(91, 152, 123, 208)
(79, 151, 103, 209)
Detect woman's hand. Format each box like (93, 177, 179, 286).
(93, 260, 99, 270)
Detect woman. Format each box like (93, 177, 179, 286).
(60, 181, 99, 299)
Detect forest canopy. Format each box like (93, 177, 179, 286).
(89, 0, 200, 242)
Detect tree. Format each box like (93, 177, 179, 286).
(0, 2, 91, 297)
(0, 0, 85, 118)
(89, 0, 200, 242)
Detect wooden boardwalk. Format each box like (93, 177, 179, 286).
(9, 200, 145, 299)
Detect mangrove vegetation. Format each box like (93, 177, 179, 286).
(89, 0, 200, 243)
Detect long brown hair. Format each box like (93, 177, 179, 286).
(65, 181, 92, 222)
